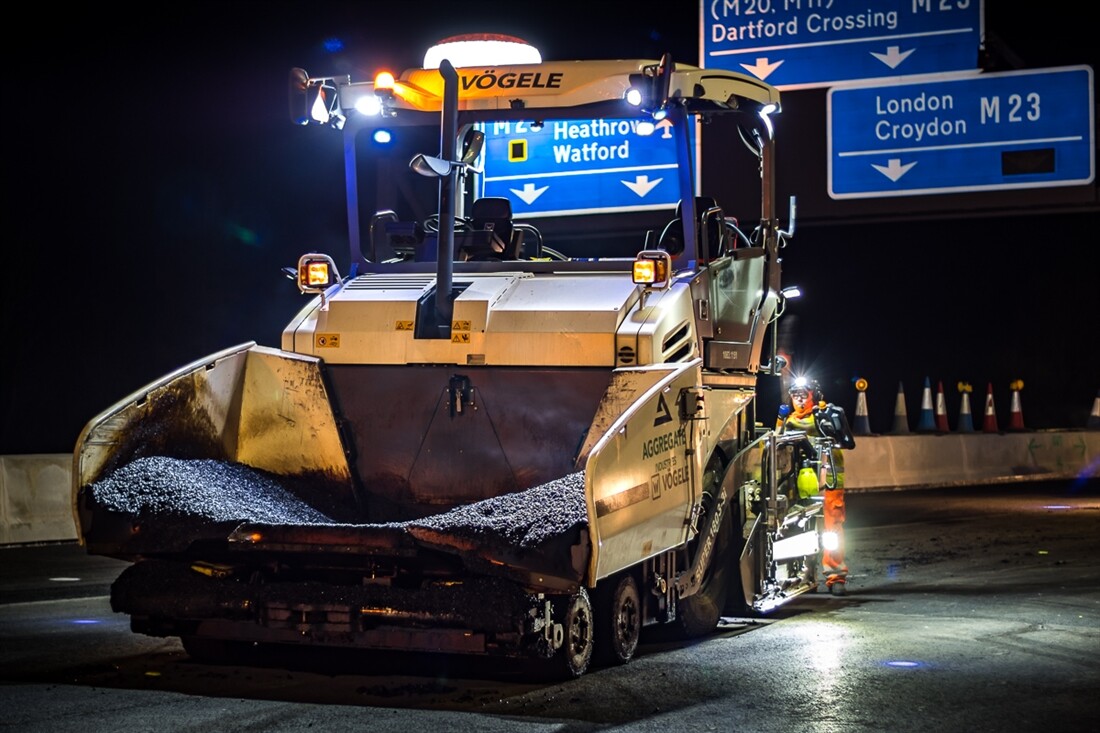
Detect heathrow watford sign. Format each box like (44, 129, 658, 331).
(827, 66, 1095, 198)
(479, 118, 690, 217)
(702, 0, 983, 89)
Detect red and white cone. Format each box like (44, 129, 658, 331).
(982, 382, 999, 433)
(957, 382, 975, 432)
(891, 381, 910, 434)
(1007, 379, 1025, 431)
(934, 380, 950, 433)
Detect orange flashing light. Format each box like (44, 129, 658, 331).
(632, 250, 671, 287)
(633, 259, 658, 284)
(374, 71, 395, 91)
(302, 260, 331, 288)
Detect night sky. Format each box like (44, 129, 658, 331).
(5, 2, 1098, 455)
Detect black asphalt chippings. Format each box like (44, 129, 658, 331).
(406, 471, 587, 548)
(88, 456, 334, 524)
(87, 456, 588, 542)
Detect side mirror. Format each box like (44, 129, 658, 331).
(650, 52, 675, 120)
(410, 129, 485, 179)
(289, 68, 310, 125)
(410, 154, 453, 178)
(287, 69, 346, 129)
(461, 128, 485, 170)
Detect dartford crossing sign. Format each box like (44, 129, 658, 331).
(702, 0, 983, 89)
(479, 118, 691, 217)
(827, 66, 1095, 198)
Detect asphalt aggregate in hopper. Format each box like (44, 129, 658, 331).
(88, 456, 589, 541)
(88, 456, 334, 524)
(405, 471, 587, 549)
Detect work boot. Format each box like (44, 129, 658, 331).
(828, 579, 847, 596)
(799, 562, 818, 591)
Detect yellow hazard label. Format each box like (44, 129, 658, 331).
(452, 320, 471, 331)
(509, 139, 528, 162)
(451, 332, 471, 344)
(315, 333, 340, 348)
(395, 320, 414, 331)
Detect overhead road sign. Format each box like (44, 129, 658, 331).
(702, 0, 983, 89)
(479, 118, 691, 218)
(827, 66, 1095, 199)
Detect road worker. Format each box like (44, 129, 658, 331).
(781, 376, 849, 596)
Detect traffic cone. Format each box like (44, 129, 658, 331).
(852, 377, 871, 435)
(957, 382, 974, 433)
(916, 377, 936, 432)
(1007, 379, 1025, 431)
(891, 381, 910, 434)
(1088, 390, 1100, 430)
(934, 381, 950, 432)
(982, 382, 999, 433)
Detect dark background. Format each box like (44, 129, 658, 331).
(5, 1, 1098, 454)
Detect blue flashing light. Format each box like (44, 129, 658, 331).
(372, 129, 393, 145)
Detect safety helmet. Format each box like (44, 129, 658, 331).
(788, 376, 821, 401)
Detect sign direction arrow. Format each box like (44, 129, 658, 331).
(622, 175, 663, 197)
(511, 183, 548, 204)
(740, 57, 784, 81)
(870, 46, 915, 70)
(703, 0, 983, 89)
(871, 158, 917, 182)
(828, 66, 1095, 199)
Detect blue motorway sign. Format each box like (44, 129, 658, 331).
(479, 118, 691, 217)
(828, 66, 1095, 199)
(702, 0, 983, 89)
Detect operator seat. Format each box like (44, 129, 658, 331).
(469, 197, 521, 259)
(657, 196, 724, 259)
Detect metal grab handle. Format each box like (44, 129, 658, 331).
(814, 438, 839, 489)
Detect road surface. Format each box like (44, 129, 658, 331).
(2, 479, 1097, 732)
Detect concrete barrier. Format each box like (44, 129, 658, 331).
(844, 431, 1100, 490)
(0, 454, 78, 545)
(3, 431, 1098, 545)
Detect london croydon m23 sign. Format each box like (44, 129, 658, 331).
(828, 66, 1095, 198)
